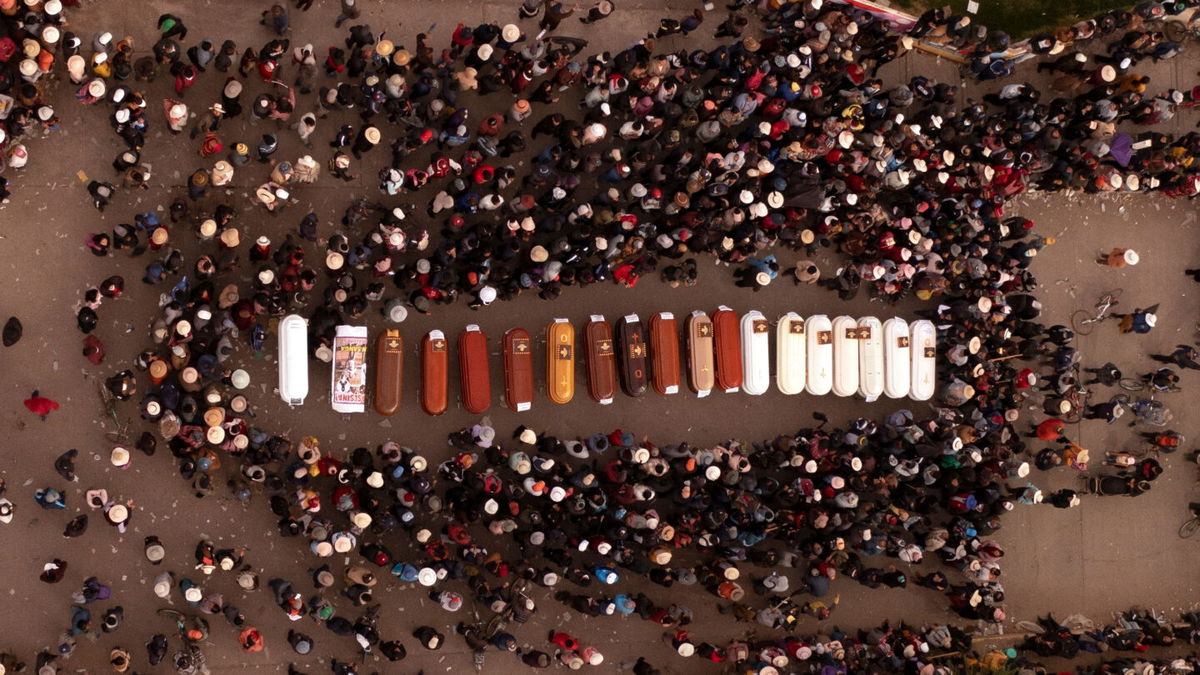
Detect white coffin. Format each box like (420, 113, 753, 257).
(776, 312, 806, 395)
(831, 315, 859, 397)
(883, 317, 911, 399)
(740, 311, 770, 396)
(910, 319, 937, 401)
(805, 314, 833, 396)
(278, 314, 309, 406)
(857, 316, 885, 399)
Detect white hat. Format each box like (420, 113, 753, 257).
(108, 503, 129, 523)
(206, 426, 225, 445)
(549, 486, 567, 502)
(111, 446, 131, 467)
(0, 499, 14, 524)
(184, 586, 203, 603)
(502, 24, 520, 42)
(224, 79, 243, 98)
(417, 567, 437, 586)
(767, 191, 784, 209)
(313, 541, 333, 557)
(677, 643, 695, 657)
(364, 126, 381, 144)
(705, 465, 721, 481)
(45, 0, 62, 13)
(231, 369, 250, 389)
(1145, 313, 1157, 328)
(477, 43, 493, 61)
(479, 286, 497, 304)
(170, 104, 186, 118)
(366, 471, 384, 489)
(18, 59, 37, 77)
(42, 26, 60, 44)
(326, 251, 345, 270)
(352, 512, 372, 530)
(1123, 249, 1139, 265)
(153, 575, 172, 598)
(837, 130, 854, 149)
(630, 183, 647, 198)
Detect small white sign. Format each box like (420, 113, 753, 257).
(966, 0, 979, 13)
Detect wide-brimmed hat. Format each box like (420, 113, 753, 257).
(87, 79, 106, 98)
(326, 251, 344, 270)
(231, 369, 250, 389)
(219, 228, 240, 248)
(502, 24, 521, 42)
(224, 79, 242, 98)
(108, 503, 129, 523)
(530, 245, 549, 263)
(376, 39, 394, 56)
(111, 446, 131, 467)
(145, 540, 166, 563)
(393, 49, 411, 66)
(364, 126, 381, 144)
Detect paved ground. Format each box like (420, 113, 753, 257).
(0, 0, 1199, 673)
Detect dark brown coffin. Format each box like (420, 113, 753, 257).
(373, 329, 403, 416)
(584, 315, 617, 404)
(712, 306, 743, 392)
(503, 327, 534, 412)
(616, 314, 649, 398)
(458, 325, 491, 414)
(686, 311, 715, 395)
(650, 312, 681, 396)
(421, 330, 448, 416)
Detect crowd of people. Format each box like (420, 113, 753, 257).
(0, 0, 1198, 671)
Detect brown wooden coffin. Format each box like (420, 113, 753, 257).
(373, 329, 403, 416)
(686, 310, 715, 396)
(503, 327, 534, 412)
(458, 325, 491, 414)
(421, 330, 448, 416)
(584, 315, 617, 404)
(650, 312, 681, 396)
(617, 314, 649, 398)
(712, 305, 743, 392)
(546, 318, 575, 405)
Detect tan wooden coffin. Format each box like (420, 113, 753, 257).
(686, 310, 715, 397)
(421, 330, 448, 416)
(546, 318, 575, 405)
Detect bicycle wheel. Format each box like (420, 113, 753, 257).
(1072, 310, 1097, 336)
(1165, 19, 1188, 42)
(1179, 516, 1200, 539)
(1119, 378, 1146, 391)
(1016, 620, 1046, 635)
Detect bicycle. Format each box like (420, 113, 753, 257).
(1119, 377, 1182, 393)
(1112, 394, 1174, 427)
(97, 382, 132, 444)
(1179, 512, 1200, 539)
(1071, 289, 1122, 335)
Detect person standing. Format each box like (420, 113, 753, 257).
(538, 2, 577, 35)
(335, 0, 361, 28)
(579, 0, 614, 23)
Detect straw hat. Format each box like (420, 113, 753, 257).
(206, 426, 225, 445)
(326, 251, 344, 270)
(376, 39, 394, 56)
(89, 79, 111, 102)
(530, 245, 549, 263)
(364, 126, 381, 144)
(108, 503, 129, 523)
(224, 79, 242, 98)
(203, 407, 225, 427)
(219, 228, 240, 248)
(231, 369, 250, 389)
(393, 49, 411, 66)
(150, 227, 169, 246)
(503, 24, 521, 42)
(111, 446, 131, 467)
(145, 540, 166, 563)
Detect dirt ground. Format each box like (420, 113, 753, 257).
(0, 1, 1198, 673)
